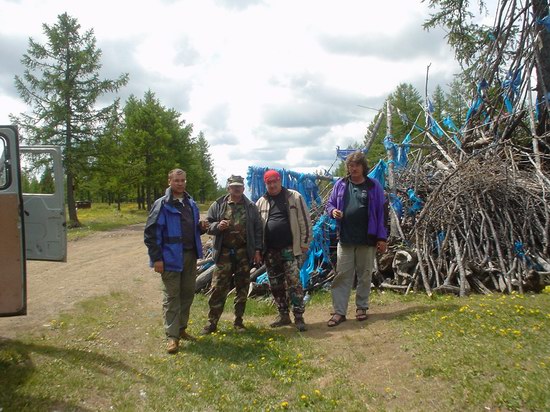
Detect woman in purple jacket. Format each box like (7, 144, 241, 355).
(325, 152, 388, 327)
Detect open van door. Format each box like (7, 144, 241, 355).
(0, 125, 66, 317)
(21, 145, 67, 262)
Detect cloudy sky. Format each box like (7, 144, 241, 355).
(0, 0, 463, 185)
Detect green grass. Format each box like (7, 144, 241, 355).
(69, 203, 148, 240)
(2, 289, 549, 411)
(399, 291, 550, 411)
(1, 293, 326, 411)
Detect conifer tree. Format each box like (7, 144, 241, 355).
(12, 13, 128, 227)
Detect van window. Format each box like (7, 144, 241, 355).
(20, 151, 56, 194)
(0, 136, 8, 189)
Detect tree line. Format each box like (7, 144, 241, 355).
(334, 80, 469, 176)
(11, 13, 219, 227)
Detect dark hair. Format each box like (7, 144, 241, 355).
(345, 151, 368, 175)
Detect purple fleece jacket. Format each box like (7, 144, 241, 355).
(325, 176, 387, 242)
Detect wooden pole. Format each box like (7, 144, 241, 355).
(385, 100, 399, 238)
(364, 111, 385, 152)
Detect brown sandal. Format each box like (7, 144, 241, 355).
(356, 309, 368, 321)
(327, 314, 346, 327)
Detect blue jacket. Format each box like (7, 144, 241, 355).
(144, 187, 203, 272)
(325, 176, 387, 244)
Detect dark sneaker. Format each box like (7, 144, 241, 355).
(294, 316, 307, 332)
(200, 323, 217, 335)
(270, 313, 292, 328)
(179, 330, 197, 341)
(166, 338, 179, 354)
(233, 318, 246, 332)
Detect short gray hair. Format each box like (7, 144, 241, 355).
(168, 168, 186, 180)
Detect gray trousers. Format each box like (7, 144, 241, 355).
(161, 250, 197, 339)
(331, 243, 376, 316)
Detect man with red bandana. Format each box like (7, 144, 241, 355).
(256, 170, 312, 332)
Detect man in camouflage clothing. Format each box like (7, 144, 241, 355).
(256, 170, 312, 332)
(201, 175, 263, 334)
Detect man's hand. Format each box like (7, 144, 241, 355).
(332, 209, 343, 219)
(376, 240, 388, 254)
(253, 250, 262, 265)
(300, 246, 309, 254)
(199, 220, 210, 232)
(153, 261, 164, 274)
(217, 219, 230, 231)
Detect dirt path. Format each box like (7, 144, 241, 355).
(1, 224, 157, 338)
(2, 223, 420, 339)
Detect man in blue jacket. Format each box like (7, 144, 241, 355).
(325, 152, 388, 327)
(144, 168, 209, 353)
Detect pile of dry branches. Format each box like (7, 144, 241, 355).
(384, 144, 550, 296)
(375, 0, 550, 296)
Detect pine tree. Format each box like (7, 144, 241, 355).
(192, 132, 218, 204)
(12, 13, 128, 227)
(388, 83, 424, 142)
(122, 91, 197, 210)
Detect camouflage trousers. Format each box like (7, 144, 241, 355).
(207, 246, 250, 324)
(265, 247, 305, 315)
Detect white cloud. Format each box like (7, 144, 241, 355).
(0, 0, 460, 186)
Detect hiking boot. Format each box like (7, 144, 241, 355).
(179, 330, 197, 341)
(294, 315, 307, 332)
(270, 312, 292, 328)
(200, 322, 217, 335)
(233, 317, 246, 332)
(166, 338, 179, 354)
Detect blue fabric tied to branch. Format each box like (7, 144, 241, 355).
(435, 231, 446, 256)
(246, 166, 321, 207)
(426, 99, 444, 138)
(466, 80, 490, 123)
(514, 240, 544, 270)
(466, 97, 483, 122)
(406, 188, 423, 216)
(502, 69, 522, 114)
(299, 214, 336, 288)
(255, 272, 269, 284)
(368, 159, 387, 188)
(537, 15, 550, 31)
(431, 120, 445, 138)
(389, 193, 403, 219)
(395, 133, 411, 169)
(336, 146, 368, 161)
(383, 134, 398, 165)
(442, 115, 462, 147)
(442, 115, 459, 132)
(435, 230, 446, 255)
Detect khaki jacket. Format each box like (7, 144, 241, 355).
(256, 187, 312, 256)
